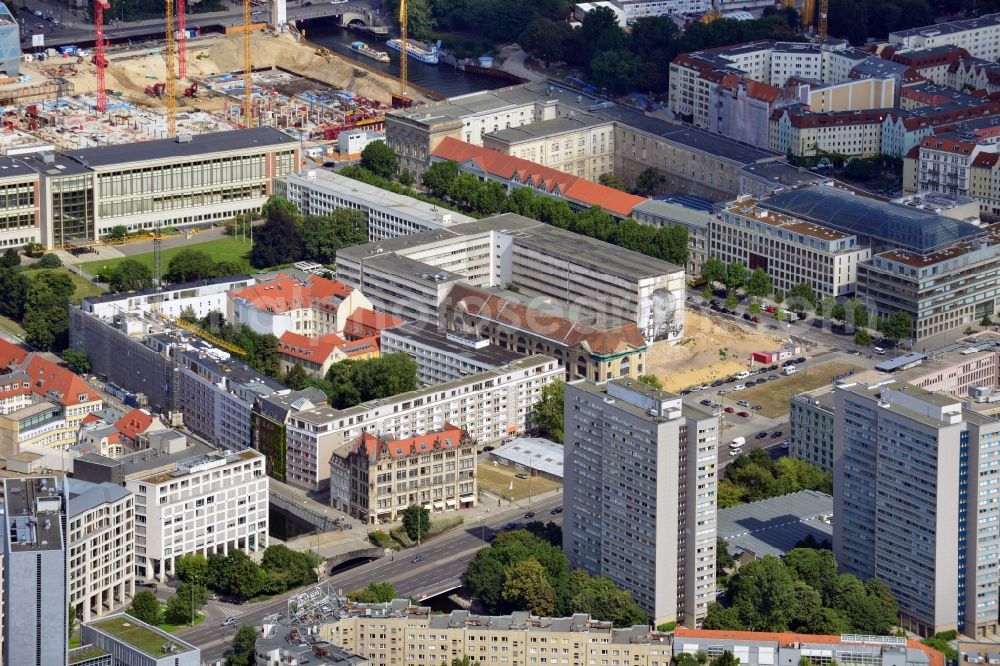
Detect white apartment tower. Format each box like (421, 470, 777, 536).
(834, 380, 1000, 638)
(563, 378, 718, 626)
(67, 479, 135, 623)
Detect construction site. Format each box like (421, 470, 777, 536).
(0, 0, 428, 156)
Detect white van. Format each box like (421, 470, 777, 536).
(730, 436, 746, 448)
(783, 365, 798, 376)
(873, 346, 886, 355)
(736, 370, 750, 380)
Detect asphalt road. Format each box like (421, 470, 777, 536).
(179, 494, 563, 662)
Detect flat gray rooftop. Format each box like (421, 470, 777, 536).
(718, 490, 833, 558)
(3, 477, 64, 552)
(67, 478, 131, 518)
(490, 437, 564, 478)
(383, 323, 525, 367)
(485, 114, 609, 144)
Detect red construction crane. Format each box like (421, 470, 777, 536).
(177, 0, 187, 79)
(94, 0, 110, 113)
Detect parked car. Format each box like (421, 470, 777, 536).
(724, 406, 735, 413)
(737, 411, 750, 418)
(755, 432, 768, 440)
(782, 360, 796, 367)
(550, 507, 563, 514)
(700, 399, 712, 406)
(771, 430, 784, 438)
(780, 442, 789, 449)
(504, 522, 518, 530)
(737, 399, 751, 407)
(767, 364, 778, 371)
(751, 315, 762, 323)
(524, 511, 535, 519)
(733, 384, 746, 391)
(765, 306, 777, 314)
(795, 357, 806, 364)
(743, 313, 753, 321)
(515, 473, 528, 479)
(730, 447, 742, 456)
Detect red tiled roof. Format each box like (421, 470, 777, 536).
(343, 308, 404, 340)
(444, 284, 646, 356)
(720, 76, 781, 103)
(81, 413, 102, 425)
(432, 138, 646, 218)
(673, 629, 942, 666)
(0, 339, 30, 369)
(973, 152, 1000, 168)
(353, 424, 467, 460)
(278, 331, 348, 364)
(229, 275, 354, 314)
(115, 408, 153, 440)
(780, 107, 891, 129)
(20, 354, 100, 406)
(894, 101, 1000, 130)
(920, 135, 977, 153)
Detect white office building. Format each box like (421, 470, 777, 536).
(380, 323, 525, 386)
(67, 479, 135, 623)
(889, 14, 1000, 61)
(563, 378, 718, 626)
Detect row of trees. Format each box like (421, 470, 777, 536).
(705, 547, 898, 635)
(283, 353, 419, 410)
(422, 161, 690, 266)
(127, 586, 208, 627)
(718, 449, 832, 509)
(464, 528, 647, 625)
(249, 197, 368, 269)
(175, 546, 320, 601)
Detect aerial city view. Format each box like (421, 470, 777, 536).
(0, 0, 999, 663)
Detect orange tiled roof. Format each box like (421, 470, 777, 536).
(354, 424, 467, 460)
(343, 308, 404, 339)
(81, 413, 103, 425)
(229, 274, 354, 314)
(277, 331, 348, 364)
(0, 339, 29, 369)
(432, 137, 646, 218)
(974, 152, 1000, 168)
(444, 284, 646, 356)
(20, 354, 100, 406)
(115, 408, 153, 440)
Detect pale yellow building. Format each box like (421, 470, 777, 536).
(803, 78, 896, 113)
(769, 107, 889, 157)
(482, 114, 616, 181)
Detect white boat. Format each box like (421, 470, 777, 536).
(385, 38, 439, 64)
(351, 41, 390, 62)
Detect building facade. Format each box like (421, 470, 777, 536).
(480, 114, 617, 181)
(889, 13, 1000, 61)
(338, 425, 477, 523)
(631, 199, 712, 276)
(67, 478, 135, 623)
(834, 380, 1000, 637)
(252, 388, 328, 482)
(789, 387, 836, 472)
(563, 379, 718, 625)
(1, 476, 67, 666)
(379, 323, 524, 387)
(713, 198, 871, 298)
(297, 355, 561, 494)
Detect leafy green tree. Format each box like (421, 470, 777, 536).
(590, 49, 642, 95)
(818, 296, 837, 320)
(654, 225, 689, 267)
(787, 282, 817, 310)
(714, 650, 741, 666)
(37, 253, 61, 269)
(531, 380, 564, 443)
(783, 548, 839, 597)
(226, 625, 259, 666)
(982, 314, 993, 328)
(448, 172, 481, 207)
(800, 607, 852, 635)
(62, 349, 90, 375)
(229, 558, 267, 600)
(165, 583, 209, 624)
(746, 269, 772, 298)
(473, 181, 508, 215)
(23, 310, 55, 350)
(879, 311, 912, 343)
(360, 141, 399, 179)
(300, 209, 368, 264)
(283, 364, 309, 390)
(1, 248, 20, 268)
(570, 574, 648, 627)
(422, 161, 460, 199)
(399, 170, 414, 187)
(106, 259, 153, 293)
(250, 211, 304, 268)
(164, 249, 219, 283)
(717, 537, 736, 572)
(128, 590, 162, 625)
(405, 0, 433, 39)
(23, 242, 44, 258)
(638, 374, 662, 389)
(348, 582, 398, 603)
(854, 329, 872, 347)
(503, 558, 556, 616)
(703, 602, 742, 630)
(729, 556, 797, 631)
(701, 257, 726, 286)
(402, 504, 431, 542)
(598, 173, 628, 191)
(635, 167, 665, 195)
(748, 300, 762, 315)
(261, 544, 318, 591)
(175, 553, 209, 584)
(581, 5, 626, 58)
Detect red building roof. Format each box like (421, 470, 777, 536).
(229, 274, 355, 314)
(432, 137, 646, 218)
(114, 408, 154, 441)
(353, 424, 467, 460)
(343, 308, 404, 341)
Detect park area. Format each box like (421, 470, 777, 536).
(477, 462, 562, 502)
(738, 361, 863, 418)
(78, 236, 253, 278)
(646, 311, 787, 393)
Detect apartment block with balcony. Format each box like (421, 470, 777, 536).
(338, 424, 477, 523)
(564, 378, 718, 626)
(67, 478, 134, 623)
(889, 13, 1000, 61)
(917, 134, 997, 198)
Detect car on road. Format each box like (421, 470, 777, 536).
(700, 399, 712, 406)
(737, 411, 750, 418)
(733, 384, 746, 391)
(504, 522, 518, 530)
(795, 357, 806, 364)
(730, 447, 742, 456)
(767, 374, 778, 381)
(515, 473, 528, 479)
(737, 399, 750, 407)
(550, 507, 563, 514)
(771, 430, 783, 439)
(137, 581, 156, 589)
(524, 511, 535, 519)
(697, 385, 709, 391)
(724, 406, 735, 413)
(873, 346, 886, 355)
(780, 442, 789, 449)
(711, 380, 724, 387)
(481, 446, 495, 453)
(755, 432, 767, 439)
(221, 617, 236, 627)
(411, 554, 424, 563)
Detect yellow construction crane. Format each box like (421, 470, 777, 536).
(398, 0, 407, 97)
(243, 0, 253, 127)
(818, 0, 828, 40)
(174, 317, 248, 356)
(165, 0, 177, 137)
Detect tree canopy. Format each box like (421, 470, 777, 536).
(531, 381, 564, 443)
(360, 141, 399, 179)
(718, 449, 831, 508)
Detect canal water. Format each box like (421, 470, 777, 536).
(299, 20, 512, 98)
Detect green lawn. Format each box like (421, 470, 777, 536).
(26, 268, 106, 304)
(157, 613, 205, 633)
(92, 616, 187, 656)
(79, 237, 253, 277)
(737, 362, 863, 418)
